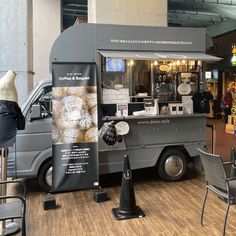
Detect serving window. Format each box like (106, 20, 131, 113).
(100, 55, 200, 105)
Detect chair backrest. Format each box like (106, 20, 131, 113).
(197, 148, 227, 191)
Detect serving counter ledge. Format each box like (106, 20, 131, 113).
(102, 113, 206, 121)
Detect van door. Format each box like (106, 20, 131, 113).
(13, 86, 52, 178)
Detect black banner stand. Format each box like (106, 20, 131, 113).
(112, 155, 145, 220)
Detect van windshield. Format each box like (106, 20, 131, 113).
(22, 83, 52, 107)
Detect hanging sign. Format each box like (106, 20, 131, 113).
(159, 65, 170, 72)
(177, 83, 191, 95)
(115, 121, 129, 135)
(52, 63, 99, 192)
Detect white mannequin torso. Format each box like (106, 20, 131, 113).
(0, 70, 18, 103)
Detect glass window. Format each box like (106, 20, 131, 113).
(154, 72, 177, 101)
(30, 86, 52, 119)
(39, 91, 52, 118)
(100, 55, 200, 104)
(130, 60, 151, 96)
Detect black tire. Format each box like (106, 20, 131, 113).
(38, 159, 52, 192)
(157, 149, 187, 181)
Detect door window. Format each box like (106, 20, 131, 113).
(29, 86, 52, 120)
(39, 91, 52, 118)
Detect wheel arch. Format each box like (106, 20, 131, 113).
(30, 147, 52, 177)
(37, 155, 52, 177)
(156, 145, 191, 166)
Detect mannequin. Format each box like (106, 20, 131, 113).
(0, 70, 24, 147)
(0, 70, 18, 103)
(0, 70, 25, 235)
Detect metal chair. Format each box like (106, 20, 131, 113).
(0, 180, 26, 236)
(197, 148, 236, 236)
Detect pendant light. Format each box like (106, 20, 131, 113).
(231, 44, 236, 66)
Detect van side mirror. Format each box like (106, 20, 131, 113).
(29, 104, 41, 121)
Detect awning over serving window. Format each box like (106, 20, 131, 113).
(98, 50, 221, 61)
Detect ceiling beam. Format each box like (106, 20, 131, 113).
(63, 0, 87, 5)
(207, 19, 236, 37)
(168, 9, 221, 17)
(64, 8, 87, 13)
(169, 1, 236, 19)
(63, 13, 87, 18)
(63, 4, 87, 9)
(169, 0, 236, 7)
(168, 13, 224, 22)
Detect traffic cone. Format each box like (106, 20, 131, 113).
(230, 147, 236, 177)
(112, 155, 145, 220)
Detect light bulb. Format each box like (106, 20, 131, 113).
(231, 54, 236, 66)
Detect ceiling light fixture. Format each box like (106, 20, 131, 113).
(231, 44, 236, 66)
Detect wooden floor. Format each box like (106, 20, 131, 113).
(8, 119, 236, 235)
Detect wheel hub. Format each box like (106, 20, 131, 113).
(164, 155, 183, 177)
(46, 167, 53, 187)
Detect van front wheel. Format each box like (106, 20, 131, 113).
(158, 149, 187, 181)
(38, 160, 52, 192)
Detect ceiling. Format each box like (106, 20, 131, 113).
(63, 0, 87, 29)
(62, 0, 236, 37)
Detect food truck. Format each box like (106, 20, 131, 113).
(8, 24, 220, 191)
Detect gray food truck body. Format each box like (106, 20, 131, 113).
(8, 80, 205, 191)
(7, 24, 220, 191)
